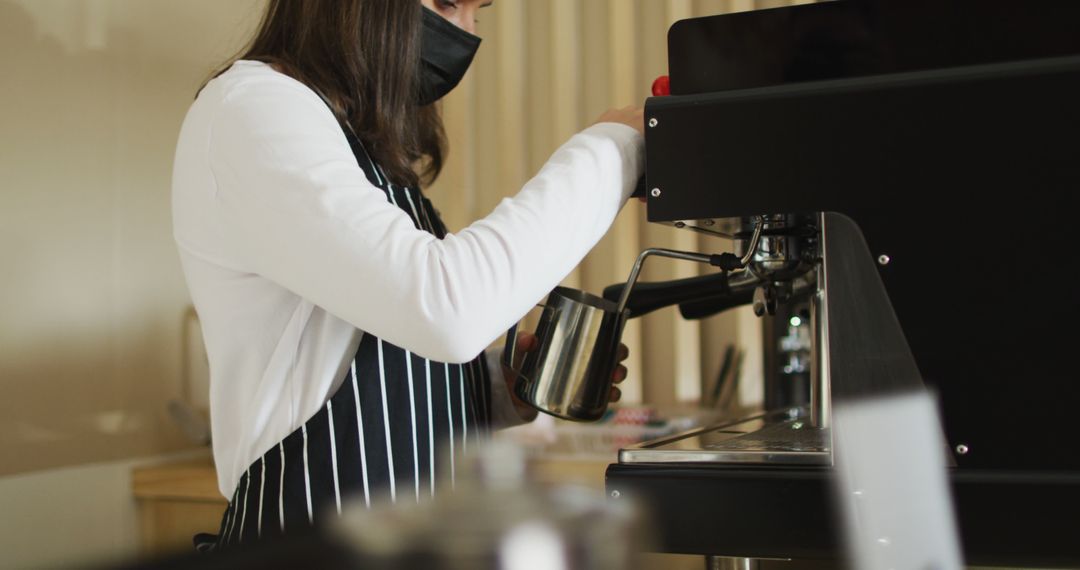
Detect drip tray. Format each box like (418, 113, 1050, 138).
(618, 408, 831, 465)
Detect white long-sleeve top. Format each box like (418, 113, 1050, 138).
(172, 61, 644, 496)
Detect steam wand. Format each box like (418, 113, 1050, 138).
(615, 216, 765, 314)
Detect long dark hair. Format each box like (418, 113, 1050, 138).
(210, 0, 445, 187)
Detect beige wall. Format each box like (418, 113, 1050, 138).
(0, 0, 262, 478)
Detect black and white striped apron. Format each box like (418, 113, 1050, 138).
(196, 122, 494, 551)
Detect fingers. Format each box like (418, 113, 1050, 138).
(515, 331, 539, 352)
(593, 105, 646, 135)
(612, 345, 629, 384)
(609, 386, 622, 403)
(508, 332, 539, 371)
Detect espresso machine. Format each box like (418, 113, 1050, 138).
(605, 0, 1080, 566)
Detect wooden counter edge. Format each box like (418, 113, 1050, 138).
(132, 459, 226, 503)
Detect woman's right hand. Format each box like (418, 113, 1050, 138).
(593, 105, 645, 135)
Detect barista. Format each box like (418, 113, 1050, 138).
(172, 0, 642, 549)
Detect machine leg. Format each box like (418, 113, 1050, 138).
(704, 556, 761, 570)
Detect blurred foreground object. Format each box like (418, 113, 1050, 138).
(330, 441, 646, 570)
(834, 390, 963, 570)
(111, 441, 646, 570)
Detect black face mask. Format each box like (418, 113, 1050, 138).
(418, 7, 481, 106)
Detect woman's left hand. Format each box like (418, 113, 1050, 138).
(502, 332, 630, 422)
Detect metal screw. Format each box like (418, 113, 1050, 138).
(955, 444, 969, 455)
(648, 118, 658, 128)
(877, 254, 891, 266)
(610, 490, 621, 499)
(703, 219, 715, 227)
(650, 188, 661, 198)
(674, 221, 686, 229)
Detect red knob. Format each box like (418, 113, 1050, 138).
(651, 75, 671, 97)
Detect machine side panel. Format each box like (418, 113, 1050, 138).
(643, 57, 1080, 471)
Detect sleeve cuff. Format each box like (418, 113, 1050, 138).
(579, 122, 646, 204)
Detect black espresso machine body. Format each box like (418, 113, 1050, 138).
(608, 0, 1080, 566)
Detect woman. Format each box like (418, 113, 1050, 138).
(173, 0, 643, 548)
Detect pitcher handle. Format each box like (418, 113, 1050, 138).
(501, 303, 557, 378)
(502, 321, 520, 371)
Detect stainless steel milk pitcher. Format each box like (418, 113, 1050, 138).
(503, 287, 625, 421)
(504, 229, 764, 422)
